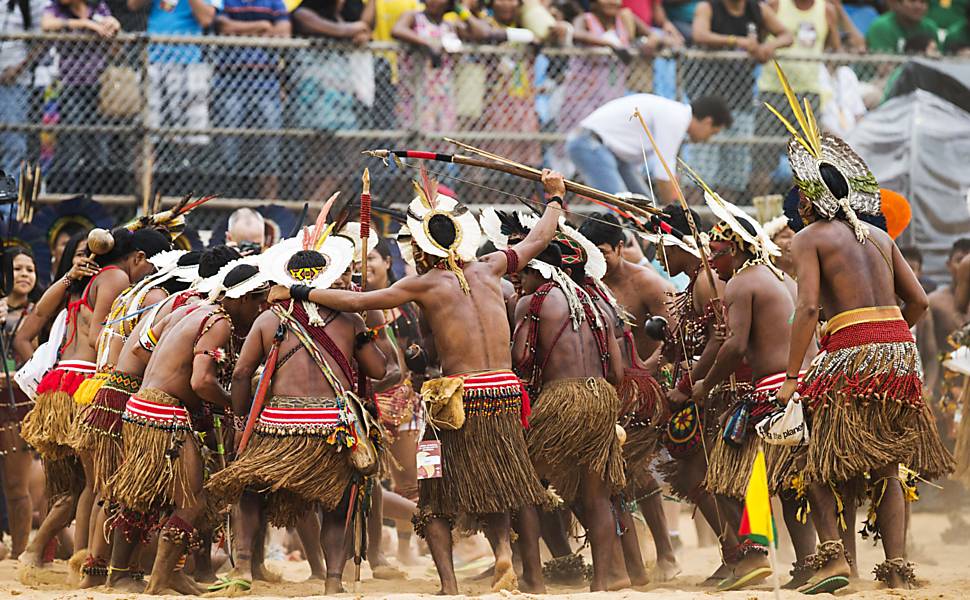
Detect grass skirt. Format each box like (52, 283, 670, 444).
(800, 319, 954, 484)
(0, 385, 33, 455)
(20, 363, 95, 460)
(418, 370, 546, 522)
(44, 455, 85, 503)
(106, 388, 198, 514)
(71, 371, 141, 494)
(527, 378, 625, 504)
(205, 397, 355, 527)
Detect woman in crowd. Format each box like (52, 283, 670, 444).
(40, 0, 120, 192)
(365, 239, 427, 565)
(0, 249, 42, 559)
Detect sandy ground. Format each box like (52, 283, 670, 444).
(1, 509, 968, 600)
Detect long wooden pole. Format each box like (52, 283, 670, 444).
(362, 149, 661, 218)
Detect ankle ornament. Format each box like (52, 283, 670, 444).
(873, 557, 916, 585)
(806, 540, 846, 570)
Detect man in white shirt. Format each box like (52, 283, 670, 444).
(567, 94, 732, 204)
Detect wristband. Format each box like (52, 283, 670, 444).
(785, 374, 799, 380)
(545, 195, 563, 206)
(290, 284, 312, 302)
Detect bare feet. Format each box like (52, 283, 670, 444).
(108, 575, 148, 593)
(17, 549, 44, 568)
(324, 575, 345, 594)
(491, 556, 518, 592)
(79, 573, 106, 589)
(652, 556, 681, 582)
(607, 574, 632, 591)
(252, 562, 282, 583)
(372, 564, 407, 580)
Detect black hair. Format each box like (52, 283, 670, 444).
(55, 232, 89, 295)
(949, 238, 970, 259)
(94, 227, 170, 267)
(2, 247, 42, 302)
(286, 249, 328, 271)
(177, 250, 202, 268)
(691, 96, 733, 129)
(199, 245, 241, 278)
(374, 237, 393, 261)
(427, 214, 457, 249)
(904, 32, 935, 54)
(661, 204, 705, 236)
(578, 212, 624, 249)
(819, 163, 849, 200)
(51, 222, 87, 250)
(783, 186, 805, 232)
(224, 264, 259, 288)
(900, 246, 923, 265)
(533, 243, 562, 270)
(737, 218, 758, 242)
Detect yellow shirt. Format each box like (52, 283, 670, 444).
(758, 0, 828, 95)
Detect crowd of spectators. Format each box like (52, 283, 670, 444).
(1, 0, 968, 200)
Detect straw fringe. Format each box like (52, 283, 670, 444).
(71, 384, 132, 494)
(43, 455, 84, 504)
(20, 390, 78, 460)
(106, 390, 197, 514)
(526, 378, 625, 504)
(622, 423, 662, 496)
(206, 431, 354, 527)
(419, 405, 545, 519)
(704, 434, 762, 500)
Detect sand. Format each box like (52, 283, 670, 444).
(1, 510, 968, 599)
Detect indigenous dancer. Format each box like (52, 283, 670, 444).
(579, 212, 681, 581)
(207, 227, 386, 594)
(771, 69, 953, 593)
(108, 261, 268, 595)
(365, 237, 428, 566)
(17, 227, 171, 569)
(0, 248, 41, 559)
(268, 169, 566, 594)
(688, 191, 815, 590)
(512, 241, 626, 592)
(647, 204, 754, 584)
(97, 246, 238, 591)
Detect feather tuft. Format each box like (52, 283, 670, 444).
(309, 192, 340, 250)
(419, 166, 438, 209)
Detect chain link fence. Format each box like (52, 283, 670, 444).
(1, 32, 956, 229)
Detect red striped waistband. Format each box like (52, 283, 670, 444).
(755, 370, 806, 392)
(259, 405, 341, 426)
(124, 395, 190, 425)
(57, 360, 97, 373)
(460, 370, 522, 390)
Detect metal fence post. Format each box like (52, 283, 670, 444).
(139, 35, 153, 213)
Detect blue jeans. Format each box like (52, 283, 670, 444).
(567, 129, 651, 196)
(0, 84, 28, 181)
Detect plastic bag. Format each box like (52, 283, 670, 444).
(755, 395, 810, 446)
(15, 308, 67, 399)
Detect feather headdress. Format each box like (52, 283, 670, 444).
(763, 61, 880, 243)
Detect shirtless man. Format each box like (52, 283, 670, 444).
(690, 217, 816, 590)
(776, 173, 952, 592)
(578, 213, 680, 580)
(650, 205, 747, 584)
(512, 244, 626, 592)
(207, 236, 387, 594)
(928, 239, 970, 393)
(268, 170, 566, 594)
(108, 263, 267, 595)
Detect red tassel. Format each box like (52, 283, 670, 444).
(519, 382, 531, 429)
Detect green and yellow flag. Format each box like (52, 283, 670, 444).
(738, 448, 777, 547)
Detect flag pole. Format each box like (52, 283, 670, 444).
(767, 543, 783, 600)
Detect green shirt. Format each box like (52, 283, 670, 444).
(944, 20, 970, 52)
(929, 0, 967, 29)
(865, 12, 940, 53)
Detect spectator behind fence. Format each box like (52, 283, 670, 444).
(128, 0, 217, 148)
(360, 0, 419, 130)
(1, 0, 44, 183)
(41, 0, 120, 190)
(663, 0, 699, 41)
(557, 0, 665, 146)
(929, 0, 966, 29)
(690, 0, 791, 197)
(567, 94, 732, 202)
(943, 1, 969, 53)
(754, 0, 838, 192)
(214, 0, 289, 200)
(829, 0, 865, 52)
(225, 207, 265, 252)
(393, 0, 477, 133)
(472, 0, 570, 165)
(866, 0, 939, 53)
(622, 0, 686, 45)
